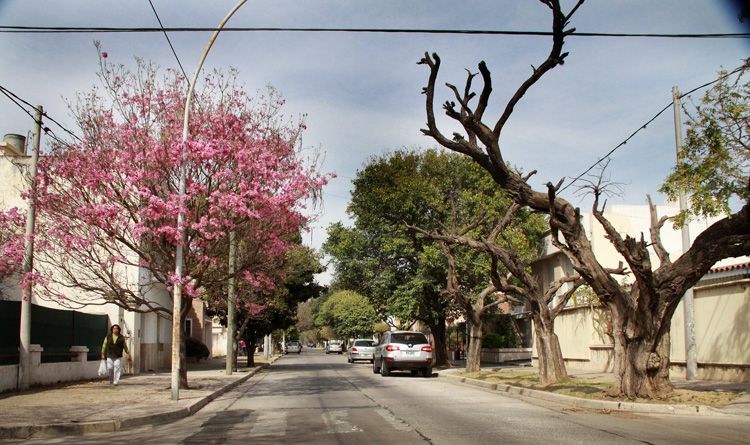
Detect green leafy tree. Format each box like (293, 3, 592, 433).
(316, 290, 378, 340)
(324, 149, 544, 367)
(324, 150, 457, 365)
(661, 64, 750, 226)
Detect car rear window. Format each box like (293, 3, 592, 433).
(353, 340, 375, 347)
(390, 333, 428, 345)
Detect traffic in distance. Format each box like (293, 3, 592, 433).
(285, 331, 435, 378)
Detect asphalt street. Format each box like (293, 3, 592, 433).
(18, 349, 750, 444)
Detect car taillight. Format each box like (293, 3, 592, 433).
(351, 347, 358, 352)
(385, 344, 400, 352)
(421, 346, 433, 352)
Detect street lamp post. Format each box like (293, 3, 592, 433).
(171, 0, 247, 401)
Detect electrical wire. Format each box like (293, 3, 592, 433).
(146, 0, 190, 81)
(558, 62, 749, 194)
(0, 25, 748, 39)
(0, 84, 82, 146)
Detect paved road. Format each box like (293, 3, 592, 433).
(22, 349, 750, 444)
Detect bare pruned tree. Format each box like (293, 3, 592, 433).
(408, 195, 594, 382)
(418, 0, 750, 398)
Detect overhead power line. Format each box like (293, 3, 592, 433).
(0, 25, 748, 39)
(0, 83, 83, 147)
(146, 0, 190, 81)
(559, 62, 749, 193)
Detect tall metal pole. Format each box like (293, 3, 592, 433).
(171, 0, 248, 401)
(226, 231, 237, 375)
(18, 105, 42, 391)
(672, 86, 698, 380)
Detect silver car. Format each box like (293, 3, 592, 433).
(373, 331, 433, 377)
(285, 340, 301, 354)
(347, 339, 376, 363)
(325, 340, 344, 354)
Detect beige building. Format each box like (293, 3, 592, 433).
(532, 203, 750, 382)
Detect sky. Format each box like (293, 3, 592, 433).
(0, 0, 748, 285)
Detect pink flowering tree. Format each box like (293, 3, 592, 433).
(34, 55, 329, 385)
(0, 208, 25, 293)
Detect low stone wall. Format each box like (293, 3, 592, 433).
(0, 365, 17, 393)
(0, 345, 104, 393)
(480, 348, 532, 364)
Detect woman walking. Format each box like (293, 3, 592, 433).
(101, 324, 129, 386)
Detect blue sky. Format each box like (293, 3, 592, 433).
(0, 1, 748, 284)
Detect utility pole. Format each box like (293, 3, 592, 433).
(171, 0, 247, 401)
(18, 105, 42, 391)
(672, 86, 698, 380)
(226, 231, 237, 375)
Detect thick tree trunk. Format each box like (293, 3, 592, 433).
(178, 298, 190, 389)
(607, 300, 673, 399)
(247, 342, 256, 367)
(533, 308, 567, 385)
(179, 339, 188, 389)
(428, 319, 449, 367)
(465, 316, 483, 373)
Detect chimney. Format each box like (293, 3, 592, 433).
(2, 134, 27, 156)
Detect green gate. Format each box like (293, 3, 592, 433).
(0, 301, 108, 364)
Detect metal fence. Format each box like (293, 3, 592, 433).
(0, 300, 108, 365)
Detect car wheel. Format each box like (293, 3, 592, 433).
(422, 367, 432, 378)
(381, 362, 390, 377)
(370, 359, 374, 364)
(372, 359, 380, 374)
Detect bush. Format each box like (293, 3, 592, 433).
(186, 336, 210, 361)
(483, 332, 516, 349)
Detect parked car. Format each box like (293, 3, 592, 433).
(347, 339, 376, 363)
(325, 340, 344, 354)
(286, 340, 302, 354)
(373, 331, 433, 377)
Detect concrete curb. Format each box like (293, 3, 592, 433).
(439, 373, 741, 417)
(0, 356, 280, 440)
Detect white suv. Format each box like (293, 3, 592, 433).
(373, 331, 433, 377)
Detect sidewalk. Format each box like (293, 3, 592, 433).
(0, 354, 278, 440)
(439, 362, 750, 417)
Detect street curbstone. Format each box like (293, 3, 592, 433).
(439, 372, 742, 417)
(0, 363, 272, 440)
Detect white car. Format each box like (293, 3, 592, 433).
(325, 340, 344, 354)
(347, 339, 376, 363)
(285, 340, 301, 354)
(373, 331, 433, 377)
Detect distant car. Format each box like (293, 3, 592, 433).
(373, 331, 433, 377)
(347, 339, 376, 363)
(286, 340, 302, 354)
(307, 342, 315, 348)
(325, 340, 344, 354)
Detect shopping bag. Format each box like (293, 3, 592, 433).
(98, 359, 108, 377)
